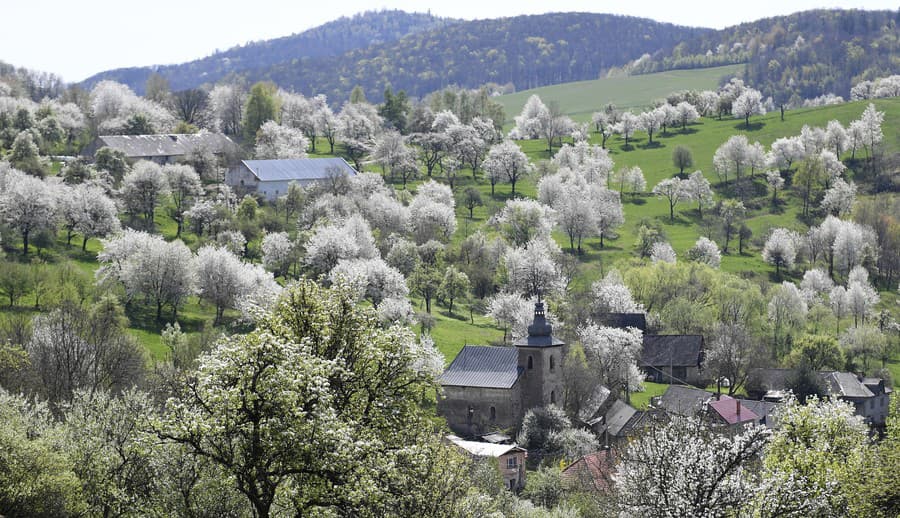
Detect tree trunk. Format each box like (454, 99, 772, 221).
(82, 236, 89, 252)
(157, 301, 163, 321)
(22, 231, 29, 255)
(425, 296, 432, 314)
(511, 179, 517, 196)
(490, 180, 496, 196)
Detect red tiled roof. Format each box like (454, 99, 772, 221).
(561, 450, 615, 490)
(708, 398, 759, 425)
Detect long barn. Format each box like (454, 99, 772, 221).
(225, 157, 357, 200)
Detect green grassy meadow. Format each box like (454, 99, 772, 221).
(496, 65, 744, 123)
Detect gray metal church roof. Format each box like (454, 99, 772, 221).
(440, 345, 522, 389)
(242, 157, 357, 182)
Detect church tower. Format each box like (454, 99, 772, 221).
(514, 302, 565, 411)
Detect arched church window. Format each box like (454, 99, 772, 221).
(490, 406, 496, 421)
(527, 356, 533, 370)
(550, 390, 556, 404)
(549, 355, 555, 371)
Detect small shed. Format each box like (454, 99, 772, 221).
(225, 157, 357, 200)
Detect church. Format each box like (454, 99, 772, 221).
(438, 302, 564, 437)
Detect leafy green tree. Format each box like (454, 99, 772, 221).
(786, 334, 843, 371)
(764, 396, 869, 514)
(672, 145, 693, 175)
(159, 280, 454, 517)
(93, 147, 129, 184)
(379, 86, 409, 133)
(243, 82, 279, 144)
(0, 390, 85, 517)
(410, 264, 442, 314)
(462, 186, 483, 219)
(439, 265, 469, 314)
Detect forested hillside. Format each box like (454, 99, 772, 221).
(80, 10, 453, 93)
(624, 9, 900, 104)
(82, 12, 711, 103)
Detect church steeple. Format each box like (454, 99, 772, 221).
(527, 302, 552, 337)
(514, 302, 564, 348)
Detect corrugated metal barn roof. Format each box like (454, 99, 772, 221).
(440, 345, 522, 389)
(243, 157, 357, 182)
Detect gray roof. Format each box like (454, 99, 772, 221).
(513, 302, 565, 348)
(657, 385, 714, 416)
(242, 157, 357, 182)
(93, 133, 235, 158)
(598, 313, 647, 332)
(440, 345, 522, 389)
(605, 400, 638, 436)
(641, 335, 703, 368)
(738, 399, 780, 423)
(577, 384, 613, 423)
(819, 371, 874, 399)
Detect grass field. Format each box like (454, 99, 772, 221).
(496, 65, 744, 124)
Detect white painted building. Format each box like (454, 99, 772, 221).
(225, 157, 357, 200)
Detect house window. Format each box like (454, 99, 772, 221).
(527, 356, 533, 370)
(549, 355, 555, 371)
(490, 406, 496, 421)
(506, 456, 518, 469)
(550, 390, 556, 404)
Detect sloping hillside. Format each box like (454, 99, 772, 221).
(82, 12, 711, 103)
(624, 9, 900, 103)
(80, 10, 452, 94)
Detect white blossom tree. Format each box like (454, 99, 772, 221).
(483, 140, 531, 196)
(763, 228, 800, 277)
(765, 170, 785, 205)
(820, 178, 856, 216)
(591, 271, 644, 314)
(329, 257, 408, 308)
(492, 198, 554, 247)
(121, 161, 168, 228)
(163, 164, 202, 237)
(614, 111, 640, 147)
(825, 119, 848, 157)
(261, 232, 296, 278)
(195, 245, 273, 324)
(768, 136, 805, 172)
(674, 101, 700, 131)
(732, 88, 766, 127)
(98, 231, 195, 320)
(680, 171, 713, 217)
(799, 268, 834, 304)
(0, 168, 57, 254)
(579, 324, 644, 397)
(652, 177, 686, 221)
(687, 237, 721, 268)
(254, 121, 309, 159)
(502, 238, 564, 299)
(650, 242, 677, 264)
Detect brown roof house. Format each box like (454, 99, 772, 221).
(561, 450, 616, 492)
(447, 435, 527, 491)
(438, 303, 565, 438)
(641, 335, 706, 386)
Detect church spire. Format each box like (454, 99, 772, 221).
(527, 301, 552, 337)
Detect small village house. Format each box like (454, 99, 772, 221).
(447, 435, 527, 491)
